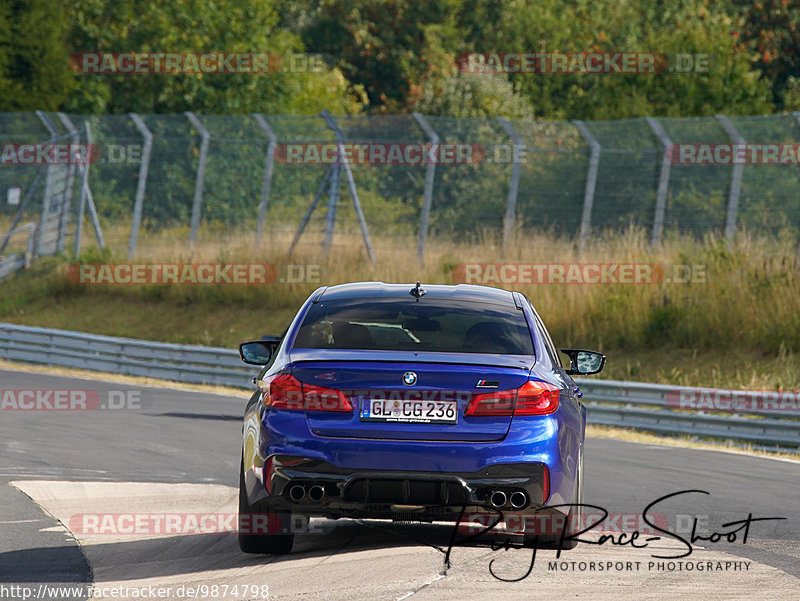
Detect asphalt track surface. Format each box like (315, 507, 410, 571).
(1, 367, 799, 600)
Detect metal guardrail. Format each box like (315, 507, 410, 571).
(577, 379, 800, 449)
(0, 322, 253, 389)
(0, 322, 797, 449)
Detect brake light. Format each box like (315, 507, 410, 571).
(514, 381, 560, 415)
(465, 380, 559, 416)
(263, 373, 352, 412)
(464, 389, 516, 416)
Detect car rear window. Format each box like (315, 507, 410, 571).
(293, 298, 535, 355)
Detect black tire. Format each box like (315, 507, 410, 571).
(238, 461, 294, 554)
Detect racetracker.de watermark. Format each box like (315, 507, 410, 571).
(274, 143, 484, 165)
(456, 52, 710, 74)
(1, 143, 97, 165)
(666, 388, 800, 412)
(68, 512, 326, 536)
(69, 511, 687, 537)
(65, 263, 321, 285)
(0, 143, 148, 166)
(666, 143, 800, 165)
(458, 512, 669, 536)
(1, 389, 150, 410)
(453, 263, 706, 285)
(70, 52, 326, 74)
(0, 583, 271, 600)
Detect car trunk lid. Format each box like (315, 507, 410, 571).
(290, 350, 534, 442)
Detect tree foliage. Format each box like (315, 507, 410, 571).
(0, 0, 796, 118)
(0, 0, 74, 111)
(730, 0, 800, 109)
(290, 0, 775, 119)
(64, 0, 364, 114)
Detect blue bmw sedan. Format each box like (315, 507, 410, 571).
(237, 282, 605, 554)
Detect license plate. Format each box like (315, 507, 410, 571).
(361, 399, 458, 424)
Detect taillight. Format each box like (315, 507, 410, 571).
(267, 373, 303, 408)
(262, 373, 352, 412)
(464, 389, 516, 416)
(465, 380, 559, 417)
(514, 381, 560, 415)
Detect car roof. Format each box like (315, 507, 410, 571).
(316, 282, 517, 306)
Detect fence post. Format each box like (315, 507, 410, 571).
(73, 121, 90, 256)
(715, 115, 745, 242)
(321, 110, 375, 262)
(24, 223, 36, 268)
(34, 110, 57, 257)
(323, 161, 341, 256)
(496, 118, 524, 256)
(289, 168, 333, 256)
(185, 112, 210, 246)
(80, 121, 106, 251)
(252, 114, 277, 246)
(56, 113, 79, 253)
(645, 117, 673, 247)
(128, 113, 153, 259)
(411, 113, 439, 262)
(572, 120, 601, 252)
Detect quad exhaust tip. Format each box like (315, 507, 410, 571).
(489, 490, 507, 509)
(509, 490, 528, 509)
(308, 485, 326, 502)
(288, 484, 306, 502)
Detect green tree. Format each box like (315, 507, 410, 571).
(483, 0, 772, 120)
(293, 0, 462, 111)
(290, 0, 774, 119)
(412, 71, 535, 119)
(65, 0, 364, 114)
(730, 0, 800, 109)
(0, 0, 74, 111)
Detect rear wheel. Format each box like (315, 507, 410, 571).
(238, 461, 294, 554)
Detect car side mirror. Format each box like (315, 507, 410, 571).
(239, 339, 279, 365)
(561, 349, 606, 375)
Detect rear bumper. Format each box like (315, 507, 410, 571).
(258, 456, 549, 519)
(242, 404, 583, 515)
(250, 455, 549, 520)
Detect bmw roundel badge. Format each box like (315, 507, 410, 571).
(402, 371, 417, 386)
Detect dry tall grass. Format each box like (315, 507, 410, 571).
(120, 223, 800, 353)
(2, 221, 799, 387)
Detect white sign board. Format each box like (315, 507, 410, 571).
(7, 187, 21, 206)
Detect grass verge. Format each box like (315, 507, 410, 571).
(1, 225, 799, 392)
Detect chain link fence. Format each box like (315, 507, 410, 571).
(2, 111, 800, 270)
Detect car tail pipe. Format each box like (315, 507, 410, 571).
(489, 490, 507, 509)
(288, 483, 326, 503)
(308, 485, 326, 502)
(288, 484, 306, 502)
(488, 489, 528, 510)
(509, 490, 528, 509)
